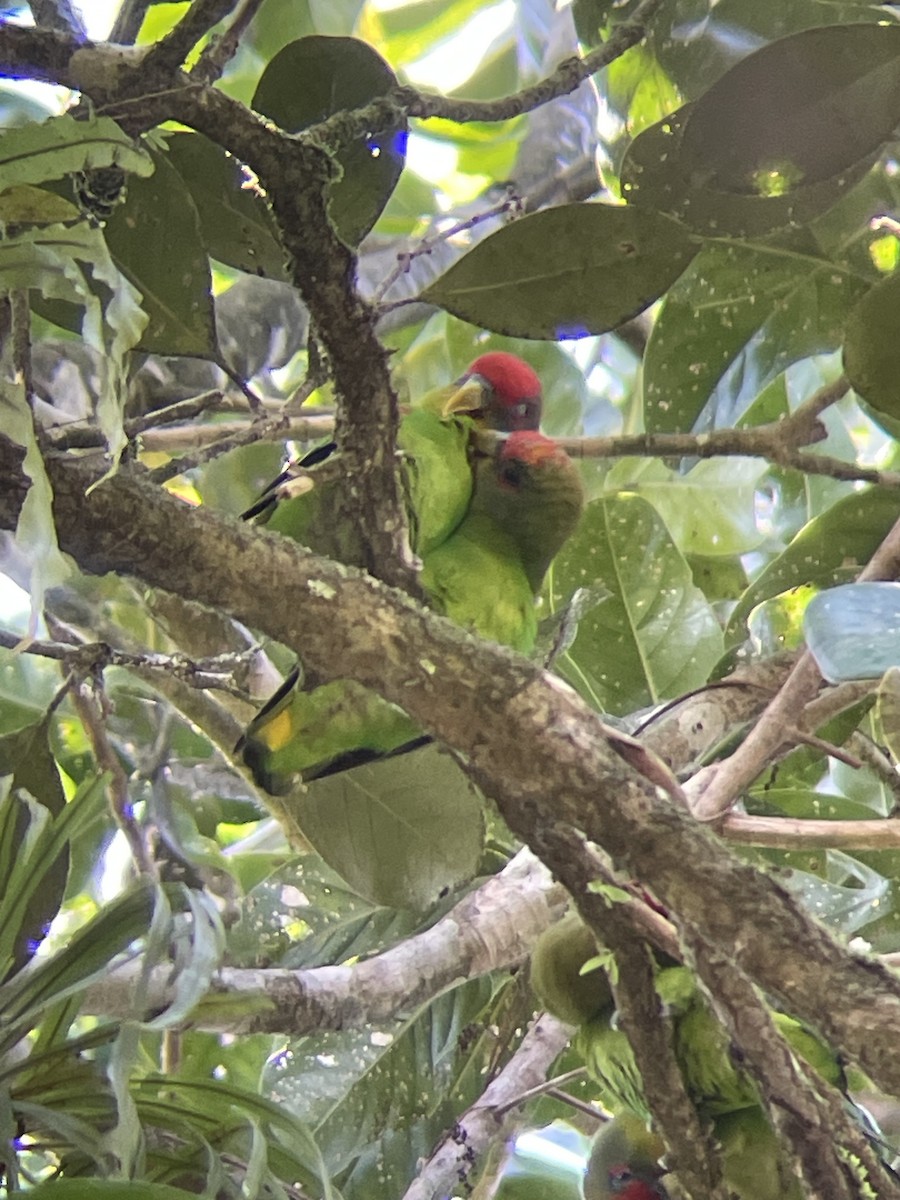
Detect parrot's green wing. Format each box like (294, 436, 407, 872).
(245, 411, 475, 563)
(237, 669, 423, 796)
(238, 512, 538, 793)
(714, 1107, 804, 1200)
(398, 409, 475, 556)
(576, 963, 842, 1122)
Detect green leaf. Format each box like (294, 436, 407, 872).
(268, 975, 496, 1198)
(622, 103, 873, 237)
(298, 744, 485, 911)
(843, 268, 900, 421)
(0, 880, 155, 1046)
(0, 113, 152, 190)
(0, 715, 68, 972)
(727, 489, 900, 644)
(785, 850, 890, 937)
(643, 239, 868, 433)
(162, 131, 288, 280)
(603, 456, 767, 557)
(678, 24, 900, 194)
(549, 494, 724, 714)
(104, 148, 215, 357)
(24, 1182, 194, 1200)
(804, 582, 900, 682)
(421, 204, 698, 339)
(0, 183, 80, 224)
(252, 36, 405, 246)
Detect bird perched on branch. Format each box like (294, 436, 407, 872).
(242, 351, 545, 562)
(239, 428, 584, 793)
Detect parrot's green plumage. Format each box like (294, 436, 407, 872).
(243, 351, 545, 562)
(575, 962, 842, 1123)
(713, 1107, 804, 1200)
(583, 1113, 668, 1200)
(246, 409, 474, 565)
(239, 429, 585, 794)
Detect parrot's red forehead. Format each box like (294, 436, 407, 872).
(500, 430, 566, 466)
(467, 352, 541, 404)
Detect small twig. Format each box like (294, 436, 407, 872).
(783, 726, 863, 768)
(493, 1068, 587, 1117)
(191, 0, 266, 83)
(401, 1012, 572, 1200)
(45, 391, 230, 450)
(220, 358, 264, 414)
(146, 415, 294, 483)
(141, 0, 238, 75)
(721, 814, 900, 849)
(305, 0, 666, 148)
(0, 628, 253, 698)
(802, 681, 875, 729)
(70, 679, 156, 877)
(372, 191, 523, 306)
(542, 1087, 605, 1122)
(846, 731, 900, 809)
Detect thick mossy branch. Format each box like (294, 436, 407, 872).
(3, 443, 900, 1099)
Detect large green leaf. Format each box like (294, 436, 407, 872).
(549, 494, 724, 714)
(622, 103, 873, 238)
(297, 744, 484, 910)
(726, 488, 900, 643)
(678, 24, 900, 195)
(603, 456, 767, 558)
(421, 204, 698, 339)
(643, 240, 868, 433)
(268, 975, 498, 1199)
(162, 131, 288, 280)
(0, 113, 152, 190)
(252, 36, 405, 246)
(843, 268, 900, 423)
(804, 582, 900, 682)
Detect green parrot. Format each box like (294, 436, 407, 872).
(583, 1113, 669, 1200)
(243, 351, 545, 562)
(712, 1107, 803, 1200)
(575, 962, 843, 1123)
(238, 430, 585, 794)
(530, 914, 841, 1121)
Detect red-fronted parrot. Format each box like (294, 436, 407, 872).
(243, 351, 544, 563)
(583, 1113, 669, 1200)
(238, 430, 585, 794)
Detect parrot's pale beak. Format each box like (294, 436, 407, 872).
(440, 373, 489, 418)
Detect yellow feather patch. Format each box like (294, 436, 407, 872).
(263, 709, 295, 752)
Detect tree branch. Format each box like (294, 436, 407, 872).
(84, 850, 565, 1030)
(4, 441, 900, 1099)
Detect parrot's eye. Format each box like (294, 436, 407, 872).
(498, 460, 525, 488)
(609, 1165, 636, 1194)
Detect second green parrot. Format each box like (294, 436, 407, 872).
(583, 1113, 668, 1200)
